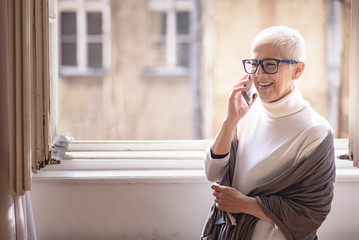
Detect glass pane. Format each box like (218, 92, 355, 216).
(88, 43, 103, 68)
(176, 11, 190, 35)
(87, 12, 102, 35)
(149, 11, 166, 35)
(56, 0, 350, 142)
(177, 42, 189, 67)
(61, 43, 77, 66)
(61, 12, 77, 35)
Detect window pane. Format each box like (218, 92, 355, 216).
(176, 11, 189, 35)
(58, 1, 198, 141)
(61, 43, 77, 66)
(177, 42, 189, 67)
(87, 12, 102, 35)
(88, 43, 103, 68)
(61, 12, 77, 35)
(56, 0, 350, 142)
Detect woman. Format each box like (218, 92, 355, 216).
(201, 26, 335, 240)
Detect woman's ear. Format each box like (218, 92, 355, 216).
(292, 62, 305, 80)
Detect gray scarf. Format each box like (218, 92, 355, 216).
(201, 131, 335, 240)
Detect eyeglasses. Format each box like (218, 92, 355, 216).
(242, 58, 298, 74)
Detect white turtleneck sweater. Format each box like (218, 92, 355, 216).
(204, 88, 332, 239)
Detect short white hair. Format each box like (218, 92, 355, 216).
(251, 26, 306, 62)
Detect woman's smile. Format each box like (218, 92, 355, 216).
(257, 82, 273, 88)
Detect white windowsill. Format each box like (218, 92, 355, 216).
(32, 169, 208, 184)
(32, 139, 359, 184)
(33, 140, 211, 184)
(31, 162, 359, 184)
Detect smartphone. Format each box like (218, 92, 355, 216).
(242, 75, 253, 105)
(241, 75, 254, 105)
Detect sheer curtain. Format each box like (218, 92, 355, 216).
(14, 192, 37, 240)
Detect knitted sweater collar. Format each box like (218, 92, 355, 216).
(260, 87, 309, 119)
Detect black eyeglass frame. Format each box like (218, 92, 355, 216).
(242, 58, 299, 74)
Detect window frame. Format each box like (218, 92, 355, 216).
(349, 0, 359, 167)
(57, 0, 110, 77)
(24, 0, 359, 184)
(8, 0, 52, 196)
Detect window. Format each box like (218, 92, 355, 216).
(7, 0, 359, 195)
(58, 0, 110, 76)
(49, 0, 359, 177)
(146, 0, 197, 76)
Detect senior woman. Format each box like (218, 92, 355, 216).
(201, 26, 335, 240)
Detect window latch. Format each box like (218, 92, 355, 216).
(337, 153, 354, 161)
(50, 135, 70, 164)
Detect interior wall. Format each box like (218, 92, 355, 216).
(31, 181, 213, 240)
(318, 181, 359, 239)
(31, 179, 359, 240)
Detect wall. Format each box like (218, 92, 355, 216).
(318, 181, 359, 239)
(31, 174, 359, 240)
(31, 180, 213, 240)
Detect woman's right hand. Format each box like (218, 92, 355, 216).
(225, 75, 257, 127)
(210, 75, 257, 155)
(211, 75, 258, 154)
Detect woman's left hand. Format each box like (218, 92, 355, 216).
(211, 183, 275, 224)
(212, 183, 245, 213)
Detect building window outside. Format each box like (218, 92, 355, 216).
(58, 0, 109, 76)
(146, 0, 195, 76)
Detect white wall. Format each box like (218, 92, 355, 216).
(318, 181, 359, 239)
(31, 180, 213, 240)
(31, 177, 359, 240)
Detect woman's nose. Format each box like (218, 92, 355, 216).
(255, 64, 267, 77)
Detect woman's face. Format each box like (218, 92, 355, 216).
(251, 42, 300, 103)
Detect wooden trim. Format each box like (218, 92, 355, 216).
(33, 0, 51, 171)
(349, 0, 359, 167)
(8, 0, 51, 197)
(8, 0, 30, 197)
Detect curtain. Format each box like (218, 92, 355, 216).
(14, 192, 37, 240)
(0, 0, 14, 238)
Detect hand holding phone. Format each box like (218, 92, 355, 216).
(241, 75, 254, 105)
